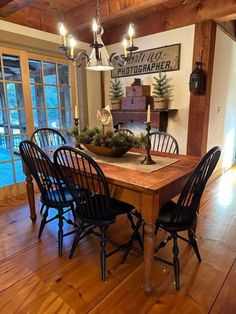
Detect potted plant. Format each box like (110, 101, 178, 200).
(109, 77, 124, 110)
(152, 72, 173, 110)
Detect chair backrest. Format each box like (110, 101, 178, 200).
(19, 140, 67, 205)
(115, 128, 134, 136)
(30, 128, 66, 148)
(172, 146, 221, 224)
(54, 146, 112, 223)
(150, 131, 179, 154)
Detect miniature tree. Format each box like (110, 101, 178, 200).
(109, 77, 124, 101)
(152, 72, 172, 99)
(152, 72, 173, 109)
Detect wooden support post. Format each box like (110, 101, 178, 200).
(187, 20, 217, 157)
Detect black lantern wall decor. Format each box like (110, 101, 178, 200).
(189, 50, 206, 95)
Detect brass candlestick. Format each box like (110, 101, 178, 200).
(141, 122, 156, 165)
(74, 117, 83, 150)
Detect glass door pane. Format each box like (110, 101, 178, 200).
(28, 59, 72, 139)
(0, 53, 27, 188)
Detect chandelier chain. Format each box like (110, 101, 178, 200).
(96, 0, 100, 24)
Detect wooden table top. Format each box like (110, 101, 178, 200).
(97, 150, 200, 193)
(44, 146, 200, 194)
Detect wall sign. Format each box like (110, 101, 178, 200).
(111, 43, 181, 78)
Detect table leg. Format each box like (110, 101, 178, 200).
(144, 222, 156, 295)
(25, 172, 36, 222)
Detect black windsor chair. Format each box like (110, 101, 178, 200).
(154, 146, 221, 290)
(19, 140, 76, 256)
(54, 146, 143, 283)
(149, 131, 179, 154)
(30, 127, 66, 148)
(30, 128, 67, 214)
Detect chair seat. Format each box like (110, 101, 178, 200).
(77, 194, 134, 224)
(157, 200, 197, 231)
(41, 185, 74, 205)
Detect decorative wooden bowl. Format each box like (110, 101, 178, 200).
(83, 144, 130, 157)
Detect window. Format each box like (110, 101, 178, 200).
(29, 59, 72, 140)
(0, 48, 76, 193)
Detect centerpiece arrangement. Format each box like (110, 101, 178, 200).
(72, 127, 143, 157)
(71, 105, 144, 157)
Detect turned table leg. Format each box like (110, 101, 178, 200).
(25, 172, 36, 222)
(143, 222, 156, 295)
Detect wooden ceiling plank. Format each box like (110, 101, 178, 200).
(0, 0, 36, 18)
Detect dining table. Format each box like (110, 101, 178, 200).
(22, 147, 200, 295)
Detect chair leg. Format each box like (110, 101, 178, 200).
(58, 209, 64, 257)
(172, 233, 180, 290)
(69, 224, 84, 259)
(128, 212, 143, 248)
(121, 212, 143, 263)
(38, 206, 49, 239)
(100, 227, 107, 283)
(188, 229, 201, 262)
(40, 204, 45, 215)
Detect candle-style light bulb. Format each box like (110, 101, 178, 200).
(123, 37, 128, 58)
(92, 18, 98, 43)
(128, 23, 135, 46)
(59, 22, 67, 47)
(69, 36, 76, 58)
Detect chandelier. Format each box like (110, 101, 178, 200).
(59, 0, 139, 71)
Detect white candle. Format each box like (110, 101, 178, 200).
(92, 19, 98, 43)
(74, 104, 78, 119)
(128, 23, 134, 47)
(147, 105, 151, 123)
(69, 36, 76, 59)
(59, 23, 67, 47)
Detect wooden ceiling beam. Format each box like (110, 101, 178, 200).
(0, 0, 36, 18)
(3, 6, 58, 33)
(62, 0, 179, 33)
(97, 0, 236, 45)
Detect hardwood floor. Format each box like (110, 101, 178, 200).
(0, 167, 236, 313)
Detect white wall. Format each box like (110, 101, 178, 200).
(0, 20, 88, 53)
(104, 25, 195, 153)
(208, 27, 236, 171)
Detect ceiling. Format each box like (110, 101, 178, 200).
(0, 0, 235, 45)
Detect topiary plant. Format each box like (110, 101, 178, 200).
(152, 72, 173, 109)
(109, 77, 124, 109)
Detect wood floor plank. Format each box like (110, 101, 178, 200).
(209, 259, 236, 314)
(0, 167, 236, 313)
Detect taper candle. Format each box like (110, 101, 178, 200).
(74, 104, 78, 119)
(147, 104, 151, 123)
(59, 23, 67, 47)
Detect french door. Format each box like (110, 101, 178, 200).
(0, 47, 76, 199)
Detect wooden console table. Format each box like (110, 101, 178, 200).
(111, 109, 178, 132)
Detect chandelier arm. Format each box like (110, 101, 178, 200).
(110, 53, 127, 67)
(74, 52, 90, 68)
